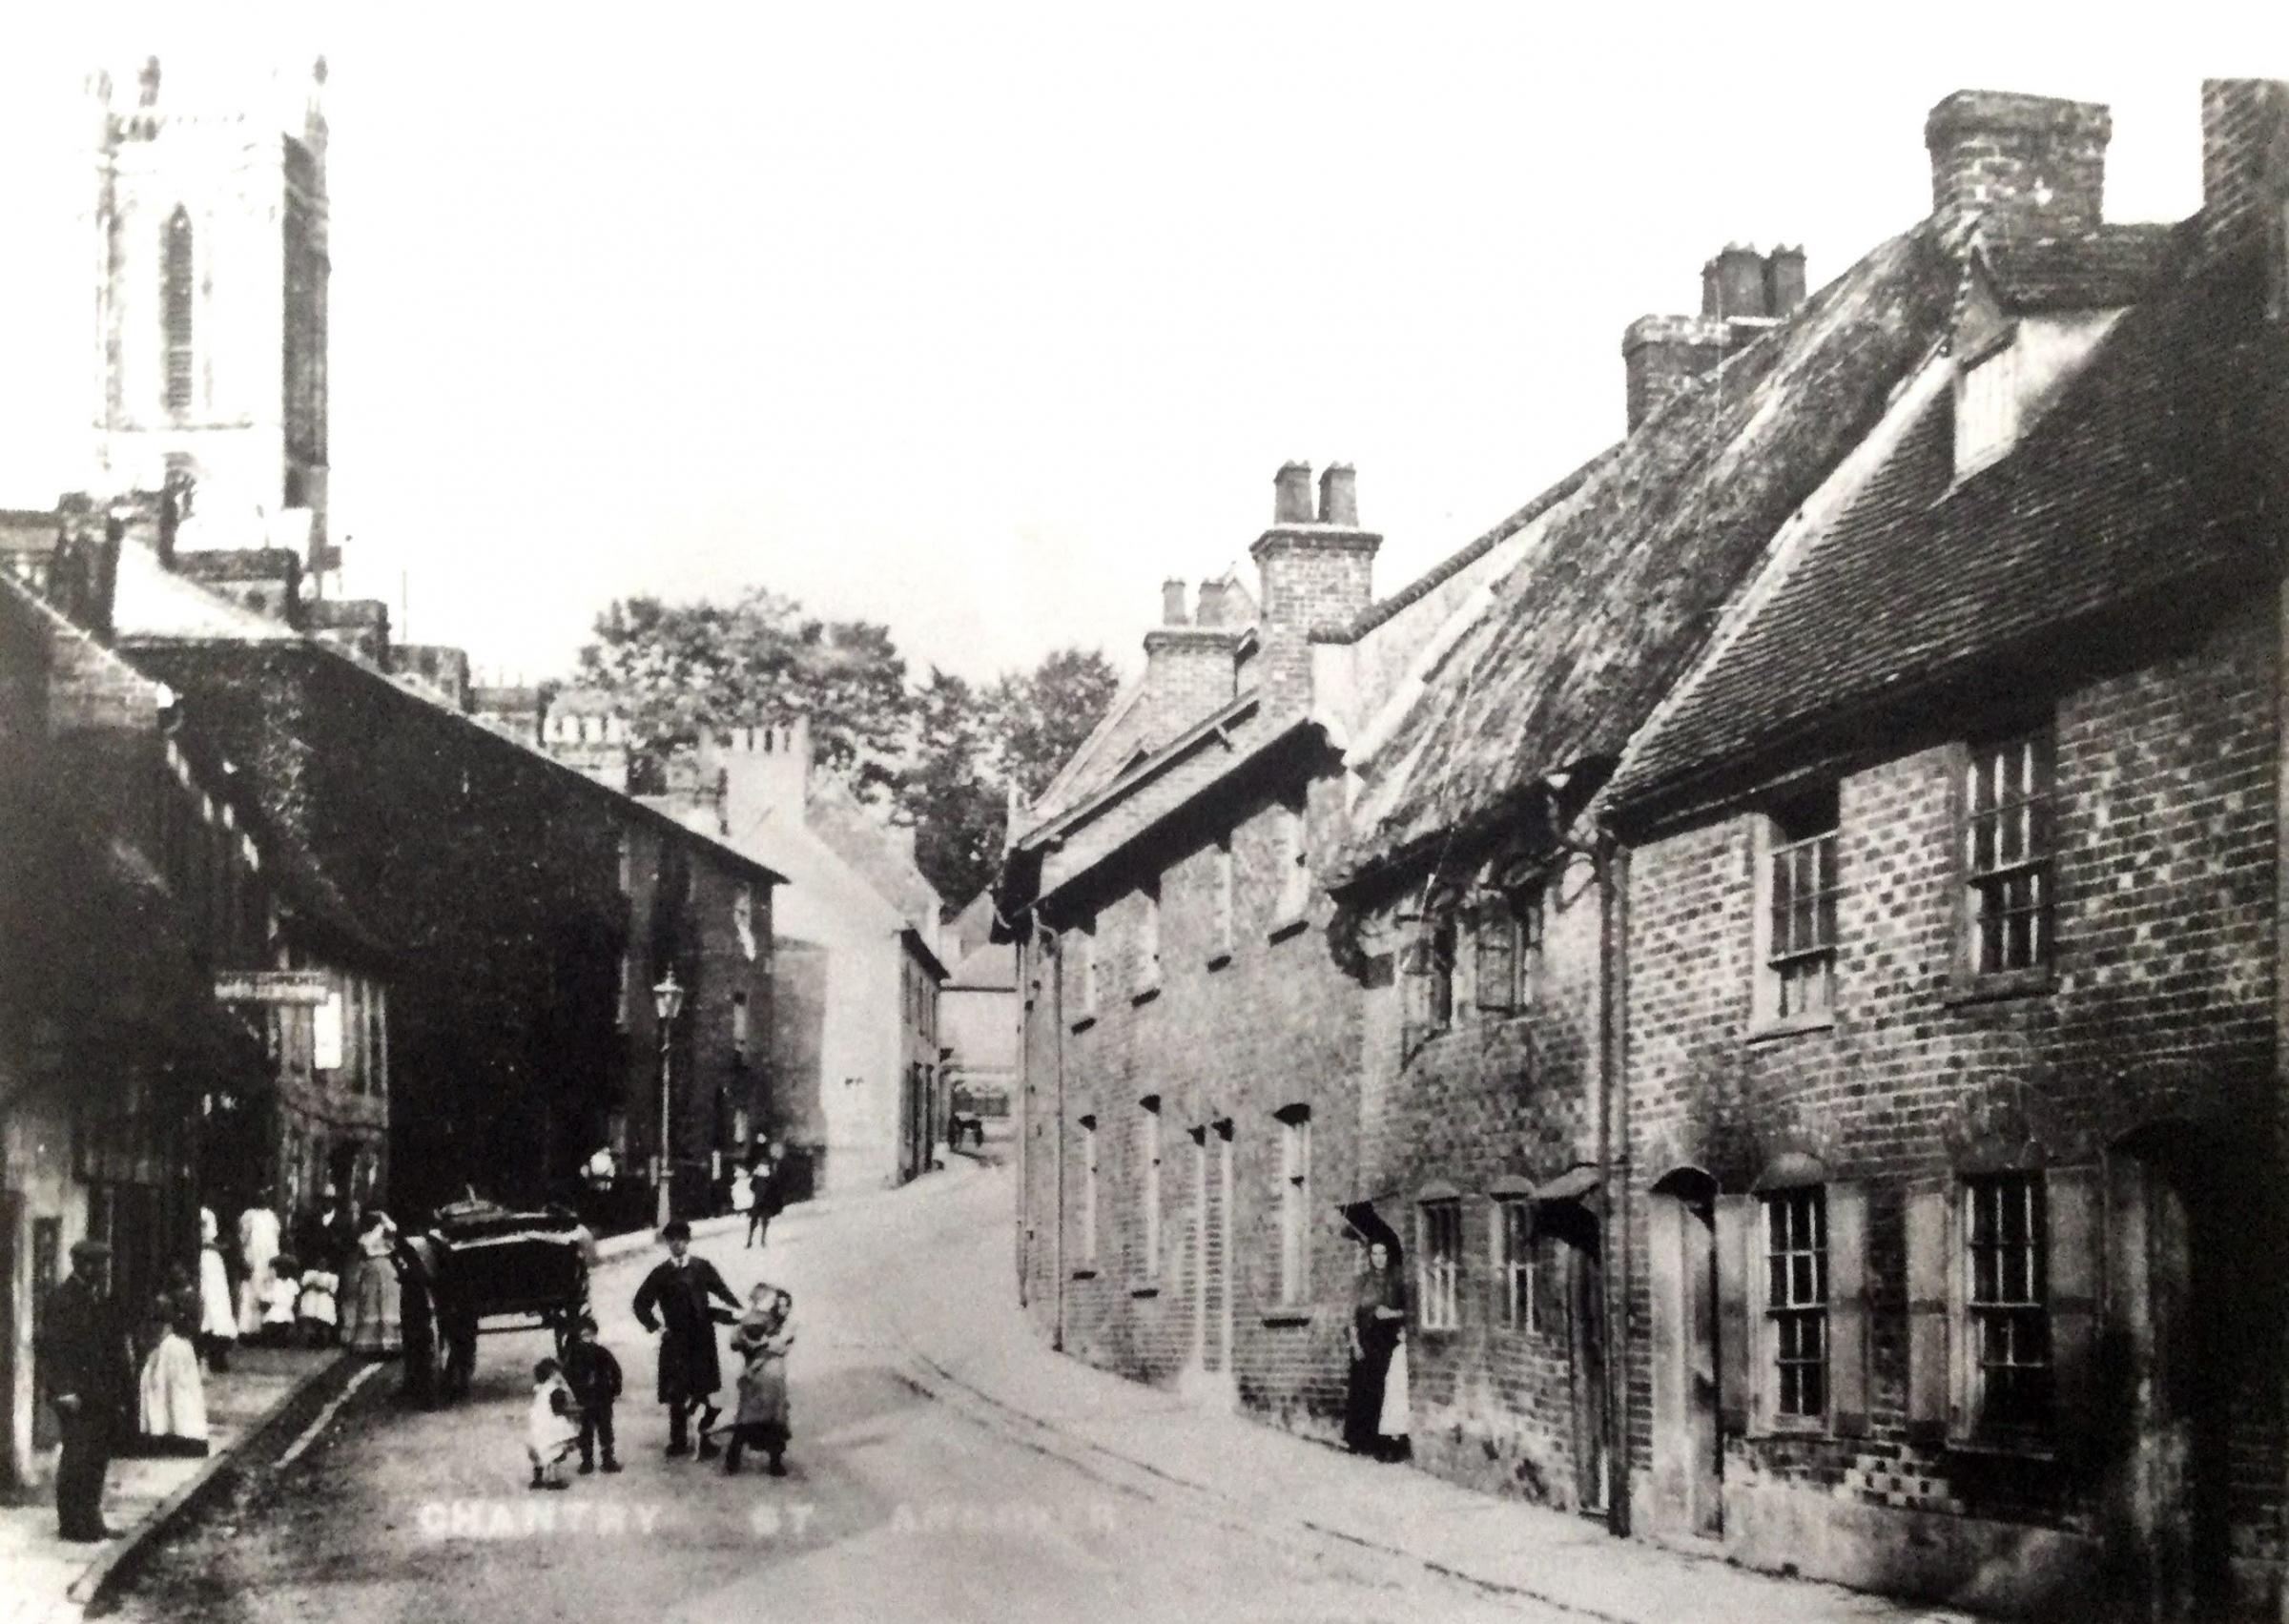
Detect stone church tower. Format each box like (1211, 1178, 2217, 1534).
(87, 54, 332, 571)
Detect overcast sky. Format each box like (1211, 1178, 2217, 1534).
(1, 5, 2281, 689)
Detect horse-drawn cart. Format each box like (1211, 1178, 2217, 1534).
(420, 1199, 595, 1401)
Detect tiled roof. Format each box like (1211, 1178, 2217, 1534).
(1980, 223, 2176, 312)
(1333, 224, 1960, 883)
(1608, 232, 2285, 815)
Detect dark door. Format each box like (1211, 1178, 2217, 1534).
(1541, 1198, 1608, 1513)
(2107, 1132, 2233, 1623)
(31, 1216, 59, 1450)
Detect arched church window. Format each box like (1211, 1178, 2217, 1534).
(164, 208, 195, 411)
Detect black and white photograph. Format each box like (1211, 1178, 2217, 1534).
(1, 5, 2286, 1620)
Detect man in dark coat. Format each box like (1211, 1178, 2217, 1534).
(744, 1151, 782, 1250)
(37, 1239, 134, 1541)
(629, 1220, 738, 1458)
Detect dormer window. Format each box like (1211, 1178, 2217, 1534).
(1954, 332, 2022, 477)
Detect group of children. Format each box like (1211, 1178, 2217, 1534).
(237, 1253, 344, 1347)
(526, 1283, 794, 1491)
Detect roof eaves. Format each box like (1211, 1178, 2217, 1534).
(1017, 690, 1260, 853)
(1036, 714, 1323, 910)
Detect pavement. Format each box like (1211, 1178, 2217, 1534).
(0, 1343, 343, 1624)
(877, 1158, 1980, 1624)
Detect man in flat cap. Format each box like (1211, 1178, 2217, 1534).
(630, 1220, 738, 1459)
(38, 1238, 133, 1541)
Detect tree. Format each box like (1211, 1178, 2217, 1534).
(904, 668, 1006, 906)
(573, 592, 1119, 906)
(985, 647, 1122, 803)
(578, 591, 908, 799)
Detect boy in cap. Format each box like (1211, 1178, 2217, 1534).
(37, 1239, 134, 1541)
(561, 1314, 624, 1473)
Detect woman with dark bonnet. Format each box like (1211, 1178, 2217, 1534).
(1345, 1237, 1409, 1460)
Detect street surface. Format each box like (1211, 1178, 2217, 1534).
(108, 1163, 1576, 1624)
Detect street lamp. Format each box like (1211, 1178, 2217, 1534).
(652, 970, 685, 1228)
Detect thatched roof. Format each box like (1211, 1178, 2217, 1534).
(1333, 224, 1959, 884)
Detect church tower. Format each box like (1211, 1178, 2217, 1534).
(88, 54, 332, 575)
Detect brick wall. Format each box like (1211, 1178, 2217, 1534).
(1019, 766, 1366, 1430)
(1622, 601, 2282, 1614)
(1356, 844, 1608, 1507)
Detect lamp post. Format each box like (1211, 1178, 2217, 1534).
(652, 970, 685, 1228)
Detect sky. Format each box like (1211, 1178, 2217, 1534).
(1, 4, 2282, 690)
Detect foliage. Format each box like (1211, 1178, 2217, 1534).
(575, 598, 1120, 906)
(578, 591, 909, 800)
(982, 648, 1123, 802)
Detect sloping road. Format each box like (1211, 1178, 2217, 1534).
(108, 1166, 1570, 1624)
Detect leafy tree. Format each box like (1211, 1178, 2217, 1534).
(578, 591, 908, 799)
(573, 593, 1118, 906)
(905, 668, 1006, 906)
(985, 647, 1122, 802)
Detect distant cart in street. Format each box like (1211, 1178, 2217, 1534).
(419, 1198, 595, 1400)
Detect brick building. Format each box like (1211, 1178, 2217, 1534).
(1598, 81, 2289, 1621)
(112, 574, 781, 1223)
(1003, 464, 1416, 1423)
(1000, 73, 2289, 1624)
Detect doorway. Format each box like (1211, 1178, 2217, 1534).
(2105, 1127, 2232, 1622)
(1540, 1196, 1608, 1513)
(1648, 1168, 1722, 1536)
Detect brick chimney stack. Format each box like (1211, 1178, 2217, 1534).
(1250, 460, 1380, 709)
(1624, 245, 1806, 432)
(1924, 90, 2111, 249)
(2199, 79, 2289, 314)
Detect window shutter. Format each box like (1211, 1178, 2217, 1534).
(1400, 937, 1430, 1027)
(2045, 1163, 2103, 1449)
(1474, 912, 1516, 1014)
(1827, 1182, 1870, 1438)
(1904, 1184, 1955, 1446)
(1714, 1193, 1755, 1435)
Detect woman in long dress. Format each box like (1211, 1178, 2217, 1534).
(1344, 1240, 1409, 1460)
(196, 1207, 237, 1371)
(340, 1212, 403, 1355)
(237, 1194, 281, 1338)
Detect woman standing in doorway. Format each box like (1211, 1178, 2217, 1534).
(1345, 1238, 1409, 1460)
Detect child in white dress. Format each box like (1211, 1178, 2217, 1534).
(527, 1358, 581, 1490)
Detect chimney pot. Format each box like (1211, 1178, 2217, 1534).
(1273, 461, 1314, 524)
(1162, 578, 1189, 625)
(1705, 243, 1769, 318)
(1317, 463, 1358, 526)
(1765, 245, 1807, 314)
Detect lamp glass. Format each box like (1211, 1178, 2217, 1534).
(652, 972, 685, 1023)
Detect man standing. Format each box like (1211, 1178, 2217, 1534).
(743, 1150, 780, 1250)
(629, 1220, 738, 1458)
(37, 1239, 134, 1542)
